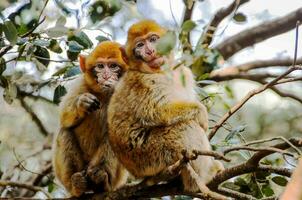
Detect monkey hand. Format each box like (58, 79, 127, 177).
(77, 93, 100, 116)
(70, 171, 88, 196)
(87, 165, 110, 190)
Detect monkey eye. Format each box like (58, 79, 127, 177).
(149, 35, 158, 43)
(95, 63, 105, 69)
(136, 42, 144, 48)
(110, 63, 121, 71)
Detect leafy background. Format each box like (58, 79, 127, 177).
(0, 0, 301, 199)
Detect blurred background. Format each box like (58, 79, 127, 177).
(0, 0, 301, 199)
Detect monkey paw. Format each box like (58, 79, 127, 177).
(87, 166, 110, 187)
(71, 171, 88, 196)
(77, 93, 100, 114)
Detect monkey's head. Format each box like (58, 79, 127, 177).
(126, 20, 168, 73)
(79, 41, 128, 93)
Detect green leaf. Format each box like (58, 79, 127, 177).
(53, 85, 67, 104)
(68, 41, 84, 52)
(67, 50, 80, 61)
(33, 46, 50, 67)
(225, 85, 234, 98)
(3, 20, 18, 45)
(156, 31, 176, 55)
(0, 58, 6, 75)
(180, 70, 186, 87)
(261, 184, 274, 197)
(68, 31, 93, 49)
(0, 23, 3, 36)
(52, 66, 71, 77)
(234, 177, 247, 186)
(33, 39, 50, 47)
(96, 35, 110, 43)
(48, 39, 62, 53)
(181, 20, 196, 32)
(233, 13, 247, 23)
(45, 26, 69, 37)
(63, 66, 81, 78)
(221, 182, 240, 191)
(89, 0, 122, 23)
(48, 182, 55, 193)
(272, 176, 288, 187)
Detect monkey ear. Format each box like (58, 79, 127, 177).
(119, 46, 128, 64)
(79, 55, 86, 72)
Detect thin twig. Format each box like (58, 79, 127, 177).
(223, 146, 296, 158)
(209, 21, 301, 140)
(0, 180, 51, 198)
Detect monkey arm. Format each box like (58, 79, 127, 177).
(60, 99, 85, 128)
(140, 101, 201, 126)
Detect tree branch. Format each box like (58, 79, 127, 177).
(19, 97, 49, 136)
(0, 180, 51, 198)
(209, 58, 302, 81)
(202, 0, 249, 47)
(215, 8, 302, 59)
(208, 65, 302, 140)
(207, 137, 301, 191)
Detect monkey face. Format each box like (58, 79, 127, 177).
(90, 60, 123, 89)
(133, 33, 165, 70)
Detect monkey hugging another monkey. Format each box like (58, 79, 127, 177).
(53, 20, 223, 197)
(108, 20, 223, 192)
(52, 41, 128, 197)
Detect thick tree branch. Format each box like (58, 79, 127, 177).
(202, 0, 249, 47)
(215, 8, 302, 59)
(209, 58, 302, 81)
(207, 137, 301, 191)
(234, 57, 302, 72)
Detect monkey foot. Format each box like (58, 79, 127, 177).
(87, 166, 110, 189)
(71, 171, 87, 196)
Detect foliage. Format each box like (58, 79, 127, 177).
(0, 0, 301, 199)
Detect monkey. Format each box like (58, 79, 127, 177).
(52, 41, 128, 197)
(108, 20, 223, 192)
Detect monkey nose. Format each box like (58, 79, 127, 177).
(146, 49, 154, 55)
(103, 73, 110, 80)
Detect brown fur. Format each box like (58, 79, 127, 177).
(53, 42, 128, 197)
(108, 20, 223, 192)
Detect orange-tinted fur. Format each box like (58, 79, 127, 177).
(53, 41, 128, 197)
(108, 20, 223, 192)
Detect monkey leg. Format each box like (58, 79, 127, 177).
(87, 141, 128, 191)
(180, 123, 220, 192)
(53, 129, 87, 197)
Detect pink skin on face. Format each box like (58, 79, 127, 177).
(134, 33, 166, 69)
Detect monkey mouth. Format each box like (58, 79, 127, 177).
(147, 57, 164, 69)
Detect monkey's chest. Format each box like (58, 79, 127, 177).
(74, 111, 108, 159)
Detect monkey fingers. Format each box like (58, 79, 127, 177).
(70, 171, 88, 196)
(78, 93, 100, 113)
(87, 166, 111, 191)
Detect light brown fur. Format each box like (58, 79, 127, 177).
(53, 42, 128, 197)
(108, 20, 223, 192)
